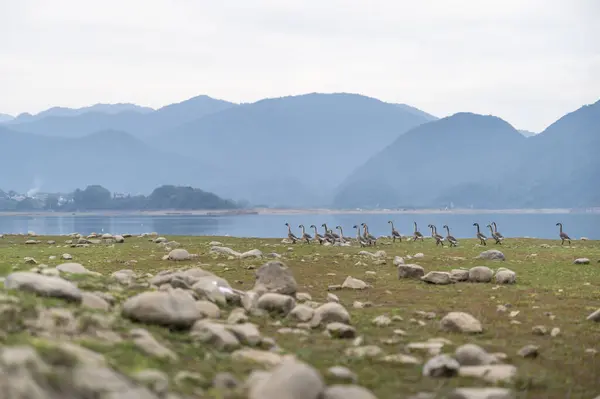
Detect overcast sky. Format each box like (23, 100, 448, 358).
(1, 0, 598, 131)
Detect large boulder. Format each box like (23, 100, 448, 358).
(476, 250, 505, 261)
(254, 261, 297, 296)
(122, 290, 202, 328)
(397, 264, 425, 279)
(3, 272, 82, 302)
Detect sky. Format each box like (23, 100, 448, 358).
(1, 0, 598, 132)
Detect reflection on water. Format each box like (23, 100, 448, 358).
(0, 212, 598, 240)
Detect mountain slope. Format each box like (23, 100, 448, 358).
(155, 93, 433, 206)
(518, 129, 537, 137)
(501, 99, 600, 207)
(333, 113, 527, 208)
(7, 95, 237, 139)
(0, 127, 231, 196)
(10, 103, 153, 124)
(0, 113, 13, 123)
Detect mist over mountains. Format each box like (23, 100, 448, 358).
(1, 94, 598, 209)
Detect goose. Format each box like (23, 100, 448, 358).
(428, 224, 445, 246)
(360, 223, 377, 246)
(310, 224, 325, 245)
(284, 222, 299, 243)
(298, 224, 312, 244)
(491, 222, 504, 240)
(335, 225, 347, 244)
(443, 224, 458, 247)
(487, 224, 503, 245)
(413, 222, 424, 242)
(322, 223, 339, 243)
(388, 220, 402, 242)
(353, 224, 369, 247)
(556, 222, 571, 245)
(473, 223, 488, 246)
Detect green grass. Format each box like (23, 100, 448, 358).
(0, 234, 599, 398)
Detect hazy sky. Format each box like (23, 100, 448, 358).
(1, 0, 598, 131)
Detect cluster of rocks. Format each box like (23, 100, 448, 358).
(394, 250, 516, 286)
(0, 259, 381, 398)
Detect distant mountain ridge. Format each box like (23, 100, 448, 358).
(5, 95, 237, 138)
(154, 93, 434, 206)
(8, 103, 154, 124)
(0, 113, 13, 123)
(0, 126, 233, 196)
(334, 99, 600, 209)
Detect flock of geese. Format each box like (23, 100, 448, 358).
(284, 221, 574, 247)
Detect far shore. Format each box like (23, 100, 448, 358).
(0, 207, 598, 217)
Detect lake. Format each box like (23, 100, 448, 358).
(0, 212, 598, 240)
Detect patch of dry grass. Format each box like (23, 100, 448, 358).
(0, 234, 599, 398)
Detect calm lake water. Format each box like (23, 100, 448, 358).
(0, 212, 598, 240)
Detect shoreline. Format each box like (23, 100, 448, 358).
(0, 207, 598, 217)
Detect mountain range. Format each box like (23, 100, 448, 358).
(1, 94, 598, 208)
(334, 99, 600, 209)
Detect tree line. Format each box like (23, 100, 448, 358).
(0, 185, 239, 211)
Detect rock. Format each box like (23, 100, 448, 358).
(495, 268, 516, 284)
(111, 269, 136, 285)
(25, 239, 38, 244)
(398, 264, 425, 279)
(327, 366, 357, 383)
(450, 269, 469, 282)
(213, 372, 240, 390)
(296, 292, 312, 302)
(288, 304, 315, 322)
(455, 344, 496, 366)
(232, 348, 285, 367)
(122, 290, 201, 328)
(191, 320, 241, 351)
(248, 359, 324, 399)
(550, 327, 561, 337)
(114, 235, 125, 243)
(372, 315, 392, 327)
(342, 276, 368, 290)
(310, 302, 351, 328)
(192, 276, 234, 305)
(459, 365, 517, 383)
(476, 250, 505, 261)
(326, 322, 357, 339)
(407, 342, 445, 356)
(196, 300, 221, 319)
(532, 325, 547, 335)
(423, 354, 460, 377)
(468, 266, 493, 283)
(574, 258, 590, 264)
(241, 249, 263, 259)
(167, 249, 191, 261)
(448, 388, 515, 399)
(254, 261, 298, 296)
(24, 257, 37, 264)
(257, 293, 296, 315)
(130, 328, 178, 361)
(81, 292, 110, 311)
(517, 345, 539, 358)
(133, 369, 170, 395)
(211, 245, 242, 257)
(56, 262, 94, 274)
(379, 354, 422, 365)
(440, 312, 483, 333)
(421, 271, 452, 285)
(587, 308, 600, 322)
(327, 293, 340, 303)
(393, 256, 405, 265)
(3, 272, 82, 302)
(322, 385, 378, 399)
(344, 345, 383, 358)
(61, 253, 73, 260)
(226, 322, 262, 346)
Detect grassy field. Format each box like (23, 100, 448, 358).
(0, 234, 599, 398)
